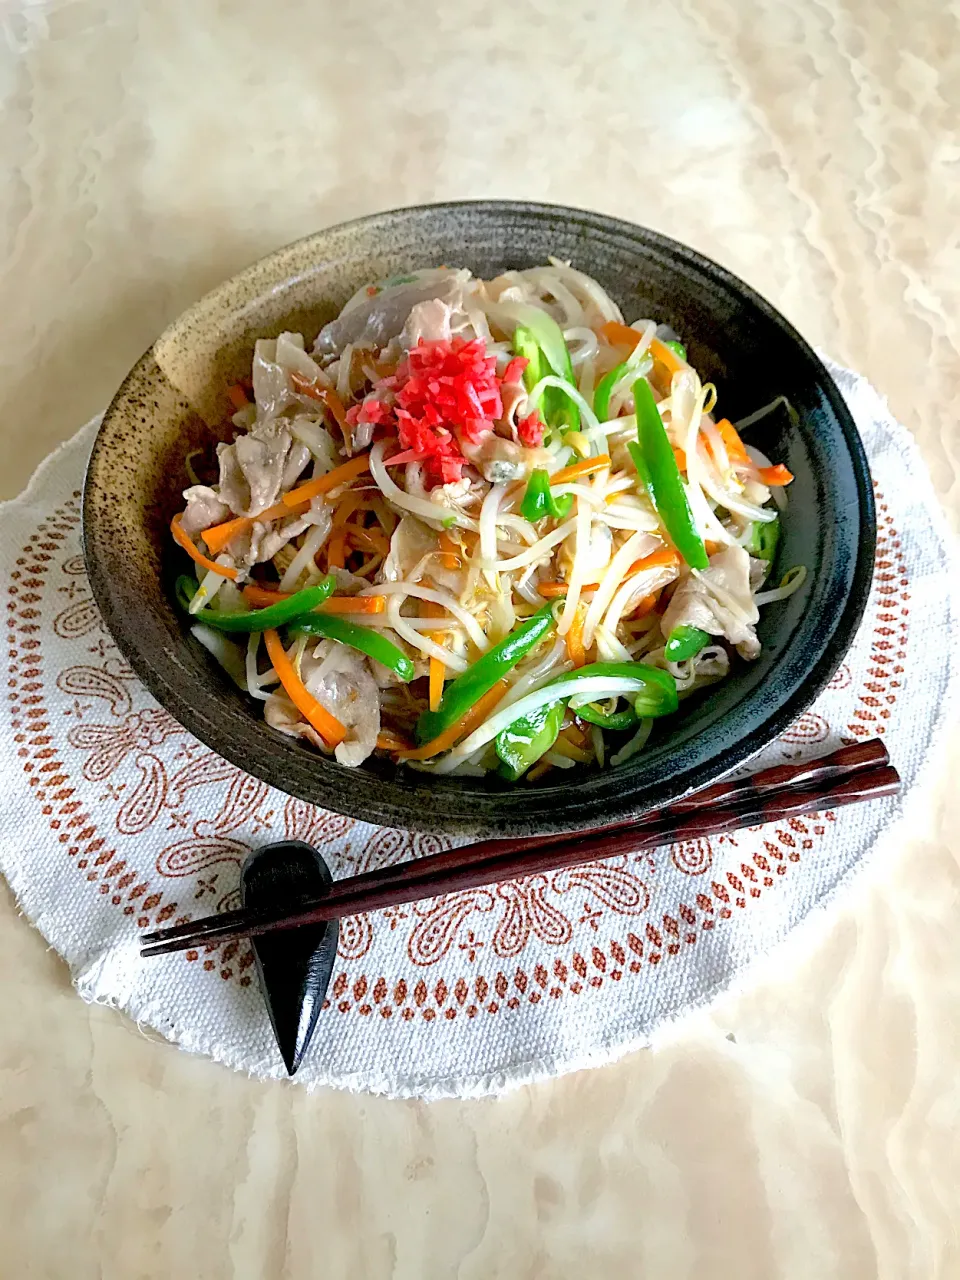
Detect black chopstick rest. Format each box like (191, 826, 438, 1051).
(241, 840, 339, 1076)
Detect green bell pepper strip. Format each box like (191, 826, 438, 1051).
(542, 385, 579, 435)
(176, 574, 201, 612)
(514, 325, 548, 394)
(664, 625, 711, 662)
(414, 603, 556, 745)
(288, 614, 416, 682)
(573, 700, 640, 731)
(593, 364, 626, 424)
(631, 378, 709, 570)
(496, 660, 679, 775)
(175, 574, 337, 632)
(745, 514, 780, 563)
(627, 440, 653, 492)
(513, 308, 574, 385)
(593, 348, 654, 422)
(560, 661, 678, 718)
(662, 339, 687, 361)
(512, 313, 580, 434)
(495, 700, 565, 780)
(520, 469, 573, 522)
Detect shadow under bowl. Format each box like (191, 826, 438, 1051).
(82, 201, 875, 837)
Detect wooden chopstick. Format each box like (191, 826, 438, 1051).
(142, 739, 888, 951)
(142, 762, 899, 957)
(140, 740, 896, 958)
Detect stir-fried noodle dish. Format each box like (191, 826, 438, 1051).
(172, 263, 804, 781)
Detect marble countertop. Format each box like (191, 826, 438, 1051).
(1, 2, 958, 1276)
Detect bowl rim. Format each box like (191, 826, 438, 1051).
(83, 199, 876, 835)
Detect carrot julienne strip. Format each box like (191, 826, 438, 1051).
(552, 734, 592, 763)
(600, 321, 642, 351)
(549, 455, 611, 486)
(649, 336, 685, 376)
(200, 455, 372, 555)
(535, 550, 676, 602)
(422, 601, 447, 713)
(438, 531, 461, 569)
(628, 548, 680, 574)
(242, 585, 289, 606)
(565, 603, 587, 668)
(628, 592, 659, 619)
(325, 531, 346, 569)
(398, 679, 509, 761)
(713, 418, 749, 465)
(290, 371, 326, 402)
(289, 373, 353, 447)
(263, 629, 346, 747)
(429, 657, 444, 712)
(758, 464, 794, 486)
(319, 388, 353, 452)
(600, 324, 684, 380)
(201, 515, 259, 557)
(331, 492, 366, 529)
(227, 383, 250, 412)
(562, 721, 590, 748)
(320, 595, 385, 615)
(282, 454, 371, 506)
(170, 515, 238, 580)
(348, 525, 389, 555)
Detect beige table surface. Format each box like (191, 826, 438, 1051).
(1, 2, 958, 1277)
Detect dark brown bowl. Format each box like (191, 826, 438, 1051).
(83, 201, 875, 837)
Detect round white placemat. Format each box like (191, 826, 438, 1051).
(0, 358, 955, 1097)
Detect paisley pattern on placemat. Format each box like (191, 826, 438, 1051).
(3, 485, 904, 1016)
(0, 362, 955, 1095)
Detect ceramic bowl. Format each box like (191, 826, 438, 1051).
(83, 201, 875, 836)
